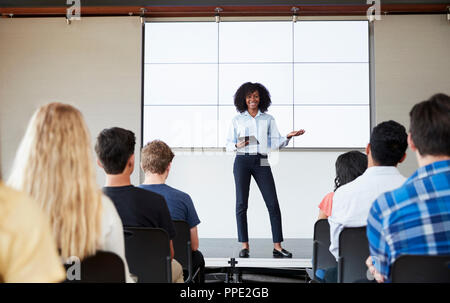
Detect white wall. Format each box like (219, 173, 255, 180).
(1, 15, 449, 240)
(167, 150, 345, 239)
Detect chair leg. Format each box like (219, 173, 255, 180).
(191, 267, 201, 283)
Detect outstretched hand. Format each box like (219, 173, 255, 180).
(287, 129, 305, 139)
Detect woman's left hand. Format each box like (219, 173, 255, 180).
(287, 129, 305, 139)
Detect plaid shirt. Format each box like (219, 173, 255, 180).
(367, 160, 450, 282)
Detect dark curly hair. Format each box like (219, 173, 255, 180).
(233, 82, 272, 113)
(334, 151, 368, 191)
(370, 120, 408, 166)
(95, 127, 136, 174)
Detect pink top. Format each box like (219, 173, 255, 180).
(318, 192, 334, 217)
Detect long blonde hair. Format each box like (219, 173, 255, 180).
(8, 103, 102, 260)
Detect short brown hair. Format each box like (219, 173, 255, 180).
(409, 93, 450, 157)
(141, 140, 175, 175)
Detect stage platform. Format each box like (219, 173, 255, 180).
(200, 238, 313, 282)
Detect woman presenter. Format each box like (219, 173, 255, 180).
(226, 82, 305, 258)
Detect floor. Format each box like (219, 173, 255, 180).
(199, 238, 313, 283)
(200, 238, 313, 259)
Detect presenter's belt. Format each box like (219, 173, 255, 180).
(236, 152, 268, 158)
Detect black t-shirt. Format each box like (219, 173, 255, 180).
(103, 185, 176, 239)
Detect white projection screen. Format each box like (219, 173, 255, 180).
(143, 20, 370, 148)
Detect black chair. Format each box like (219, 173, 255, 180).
(63, 251, 125, 283)
(307, 219, 337, 282)
(391, 255, 450, 283)
(172, 220, 201, 283)
(123, 227, 172, 283)
(337, 226, 370, 283)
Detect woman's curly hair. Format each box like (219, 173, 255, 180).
(233, 82, 272, 113)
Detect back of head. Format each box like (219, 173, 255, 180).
(95, 127, 136, 174)
(334, 150, 368, 191)
(7, 102, 102, 260)
(409, 93, 450, 157)
(369, 120, 408, 166)
(141, 140, 174, 175)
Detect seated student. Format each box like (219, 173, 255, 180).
(325, 120, 408, 282)
(139, 140, 205, 283)
(95, 127, 184, 283)
(314, 150, 367, 282)
(366, 93, 450, 283)
(0, 180, 65, 282)
(318, 151, 368, 220)
(7, 103, 133, 282)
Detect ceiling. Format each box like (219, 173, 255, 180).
(0, 0, 448, 17)
(0, 0, 449, 6)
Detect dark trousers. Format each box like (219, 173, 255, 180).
(233, 154, 284, 243)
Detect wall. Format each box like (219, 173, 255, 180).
(1, 14, 449, 239)
(168, 150, 342, 238)
(374, 14, 450, 177)
(0, 17, 142, 185)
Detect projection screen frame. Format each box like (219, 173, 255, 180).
(140, 16, 375, 151)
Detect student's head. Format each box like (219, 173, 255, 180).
(141, 140, 175, 177)
(409, 93, 450, 158)
(95, 127, 136, 175)
(234, 82, 272, 113)
(334, 151, 368, 191)
(7, 102, 102, 260)
(368, 120, 408, 166)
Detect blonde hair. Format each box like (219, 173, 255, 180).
(8, 103, 102, 260)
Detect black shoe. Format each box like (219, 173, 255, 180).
(239, 248, 250, 258)
(273, 248, 292, 258)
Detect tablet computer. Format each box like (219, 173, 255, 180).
(238, 135, 259, 145)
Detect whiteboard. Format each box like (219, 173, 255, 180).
(143, 20, 370, 148)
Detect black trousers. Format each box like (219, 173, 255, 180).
(233, 154, 284, 243)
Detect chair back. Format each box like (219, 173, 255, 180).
(123, 227, 172, 283)
(172, 220, 193, 282)
(338, 226, 369, 283)
(391, 255, 450, 283)
(312, 219, 337, 280)
(64, 251, 125, 283)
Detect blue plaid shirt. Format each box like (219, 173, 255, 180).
(367, 160, 450, 282)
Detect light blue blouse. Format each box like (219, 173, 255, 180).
(226, 110, 290, 155)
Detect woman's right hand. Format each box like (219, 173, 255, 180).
(236, 140, 250, 148)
